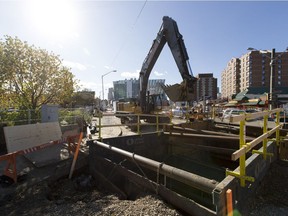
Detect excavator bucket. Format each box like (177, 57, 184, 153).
(161, 82, 194, 102)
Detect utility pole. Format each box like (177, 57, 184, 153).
(269, 48, 275, 110)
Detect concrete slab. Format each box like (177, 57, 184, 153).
(24, 143, 71, 167)
(4, 122, 62, 153)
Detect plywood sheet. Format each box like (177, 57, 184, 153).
(4, 122, 62, 153)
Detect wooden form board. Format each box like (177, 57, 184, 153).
(4, 122, 62, 153)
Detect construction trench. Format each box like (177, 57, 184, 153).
(0, 118, 286, 215)
(86, 120, 281, 216)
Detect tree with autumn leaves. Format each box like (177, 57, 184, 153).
(0, 36, 77, 111)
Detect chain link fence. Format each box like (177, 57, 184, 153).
(0, 108, 93, 127)
(0, 109, 40, 126)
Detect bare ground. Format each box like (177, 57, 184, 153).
(0, 160, 287, 216)
(241, 160, 288, 216)
(0, 174, 182, 216)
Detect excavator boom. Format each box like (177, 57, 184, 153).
(139, 16, 196, 113)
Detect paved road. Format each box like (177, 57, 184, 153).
(91, 115, 135, 139)
(90, 112, 283, 141)
(90, 113, 189, 139)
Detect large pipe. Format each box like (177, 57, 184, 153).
(92, 140, 219, 194)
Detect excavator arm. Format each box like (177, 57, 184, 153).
(139, 16, 196, 113)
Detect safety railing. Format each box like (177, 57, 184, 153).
(95, 112, 174, 140)
(226, 108, 284, 187)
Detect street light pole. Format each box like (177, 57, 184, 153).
(101, 70, 117, 101)
(269, 48, 275, 111)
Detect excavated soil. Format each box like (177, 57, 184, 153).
(0, 160, 287, 216)
(241, 160, 288, 216)
(0, 173, 182, 216)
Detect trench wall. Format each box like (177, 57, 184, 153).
(88, 129, 278, 215)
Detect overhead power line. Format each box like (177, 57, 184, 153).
(110, 0, 148, 67)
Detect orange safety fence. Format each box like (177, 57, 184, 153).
(0, 134, 82, 183)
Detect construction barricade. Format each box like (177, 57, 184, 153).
(0, 122, 83, 183)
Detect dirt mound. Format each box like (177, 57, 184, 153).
(0, 174, 182, 216)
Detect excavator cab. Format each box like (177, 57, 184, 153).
(146, 93, 170, 114)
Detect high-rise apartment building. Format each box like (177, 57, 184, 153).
(108, 87, 114, 102)
(221, 58, 240, 99)
(196, 73, 217, 101)
(147, 79, 165, 95)
(113, 80, 127, 100)
(221, 50, 288, 98)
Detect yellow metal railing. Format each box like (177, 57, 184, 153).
(226, 108, 284, 187)
(95, 109, 284, 187)
(95, 112, 174, 140)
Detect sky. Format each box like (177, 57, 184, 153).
(1, 0, 288, 99)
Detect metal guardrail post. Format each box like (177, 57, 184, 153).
(212, 106, 215, 120)
(185, 110, 189, 123)
(170, 111, 173, 125)
(253, 111, 278, 159)
(276, 111, 280, 146)
(263, 115, 268, 159)
(253, 114, 269, 159)
(98, 113, 102, 140)
(156, 113, 160, 135)
(137, 114, 141, 135)
(226, 116, 254, 187)
(169, 111, 174, 135)
(228, 109, 286, 187)
(239, 119, 247, 187)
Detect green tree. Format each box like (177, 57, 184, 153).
(0, 36, 76, 110)
(72, 90, 96, 107)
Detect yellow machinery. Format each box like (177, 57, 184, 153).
(115, 95, 170, 125)
(116, 16, 198, 127)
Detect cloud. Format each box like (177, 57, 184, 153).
(63, 60, 87, 71)
(121, 71, 139, 78)
(104, 66, 118, 71)
(154, 71, 164, 76)
(120, 70, 167, 79)
(78, 80, 98, 91)
(83, 47, 90, 56)
(73, 32, 80, 39)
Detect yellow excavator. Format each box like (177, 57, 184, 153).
(116, 16, 197, 125)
